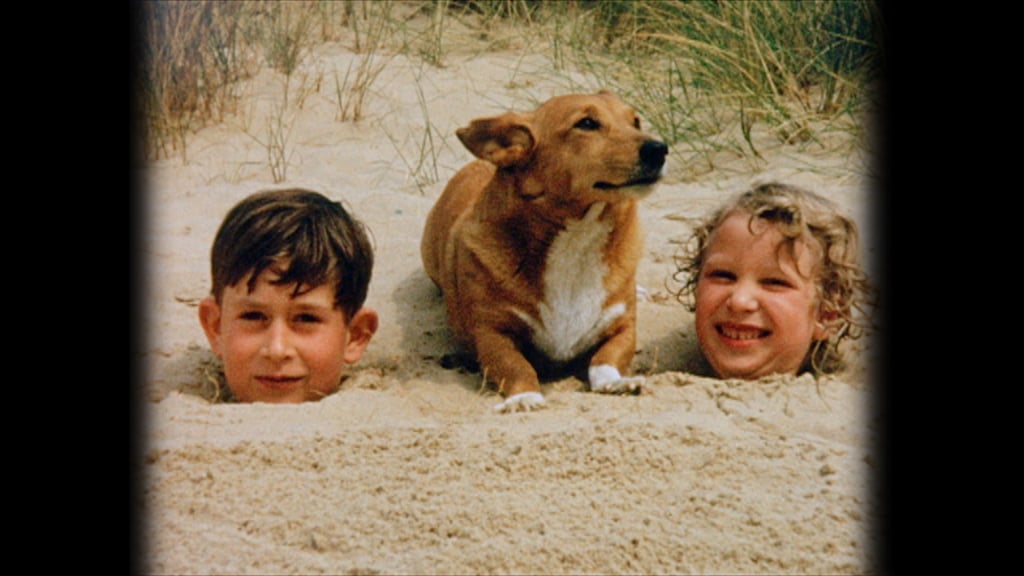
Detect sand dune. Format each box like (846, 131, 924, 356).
(138, 13, 880, 574)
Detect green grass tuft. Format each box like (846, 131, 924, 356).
(138, 0, 881, 171)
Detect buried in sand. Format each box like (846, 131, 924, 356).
(137, 4, 883, 574)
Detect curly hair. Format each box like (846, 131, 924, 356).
(208, 188, 374, 321)
(673, 182, 874, 374)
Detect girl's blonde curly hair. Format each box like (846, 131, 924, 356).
(673, 182, 875, 374)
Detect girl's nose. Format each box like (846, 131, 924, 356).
(727, 283, 759, 312)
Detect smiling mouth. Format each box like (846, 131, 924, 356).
(718, 325, 769, 340)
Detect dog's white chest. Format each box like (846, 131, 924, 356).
(514, 203, 625, 361)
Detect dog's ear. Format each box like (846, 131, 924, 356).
(456, 113, 536, 168)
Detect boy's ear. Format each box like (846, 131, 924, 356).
(456, 112, 536, 168)
(198, 297, 224, 357)
(343, 307, 379, 364)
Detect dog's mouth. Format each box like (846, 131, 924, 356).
(593, 174, 662, 190)
(591, 140, 668, 192)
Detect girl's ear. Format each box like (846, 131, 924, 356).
(813, 305, 840, 341)
(343, 307, 379, 364)
(198, 297, 224, 357)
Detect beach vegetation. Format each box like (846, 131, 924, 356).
(137, 0, 880, 177)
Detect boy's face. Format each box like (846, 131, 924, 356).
(694, 211, 828, 380)
(198, 267, 376, 403)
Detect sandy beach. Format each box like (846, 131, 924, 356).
(137, 8, 882, 574)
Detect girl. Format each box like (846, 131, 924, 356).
(674, 182, 873, 379)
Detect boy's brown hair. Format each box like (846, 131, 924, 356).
(209, 188, 374, 321)
(674, 182, 874, 374)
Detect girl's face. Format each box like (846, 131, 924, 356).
(694, 211, 828, 379)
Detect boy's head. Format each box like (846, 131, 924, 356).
(675, 182, 871, 378)
(198, 188, 378, 403)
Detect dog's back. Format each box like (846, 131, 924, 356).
(421, 160, 492, 291)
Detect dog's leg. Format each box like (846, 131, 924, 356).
(588, 323, 644, 394)
(474, 329, 547, 413)
(588, 364, 644, 394)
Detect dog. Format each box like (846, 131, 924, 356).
(421, 90, 668, 412)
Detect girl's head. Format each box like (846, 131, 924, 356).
(674, 182, 872, 378)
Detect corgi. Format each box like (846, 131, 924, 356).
(421, 91, 667, 412)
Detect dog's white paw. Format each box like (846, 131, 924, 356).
(589, 364, 644, 394)
(494, 392, 546, 413)
(599, 375, 645, 394)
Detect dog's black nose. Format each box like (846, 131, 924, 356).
(641, 140, 668, 167)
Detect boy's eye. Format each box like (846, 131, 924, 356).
(239, 311, 266, 321)
(294, 313, 323, 324)
(574, 117, 600, 131)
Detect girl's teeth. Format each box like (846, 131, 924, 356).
(722, 327, 763, 340)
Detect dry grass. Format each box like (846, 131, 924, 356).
(137, 0, 880, 176)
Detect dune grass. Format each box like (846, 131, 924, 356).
(332, 1, 397, 122)
(540, 0, 879, 172)
(138, 1, 256, 161)
(137, 0, 880, 175)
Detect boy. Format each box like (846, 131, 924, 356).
(674, 182, 873, 378)
(198, 188, 378, 402)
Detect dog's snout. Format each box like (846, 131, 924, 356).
(640, 140, 668, 168)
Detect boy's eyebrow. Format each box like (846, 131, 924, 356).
(230, 293, 267, 307)
(289, 289, 343, 310)
(289, 301, 337, 313)
(230, 292, 332, 307)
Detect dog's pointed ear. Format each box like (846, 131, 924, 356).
(456, 113, 536, 168)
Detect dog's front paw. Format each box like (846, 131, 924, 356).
(589, 365, 644, 395)
(494, 392, 546, 413)
(597, 375, 644, 394)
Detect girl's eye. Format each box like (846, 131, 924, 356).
(763, 277, 793, 289)
(704, 269, 735, 282)
(574, 117, 600, 131)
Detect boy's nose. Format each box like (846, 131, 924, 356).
(261, 321, 294, 359)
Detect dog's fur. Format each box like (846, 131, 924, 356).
(421, 91, 668, 412)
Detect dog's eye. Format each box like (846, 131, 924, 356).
(574, 117, 601, 131)
(633, 117, 642, 129)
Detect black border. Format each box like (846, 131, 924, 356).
(870, 1, 900, 571)
(129, 1, 149, 574)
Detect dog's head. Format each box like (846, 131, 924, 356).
(456, 90, 668, 201)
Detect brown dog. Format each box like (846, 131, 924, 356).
(421, 91, 667, 412)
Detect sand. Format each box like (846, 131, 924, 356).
(136, 13, 882, 575)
